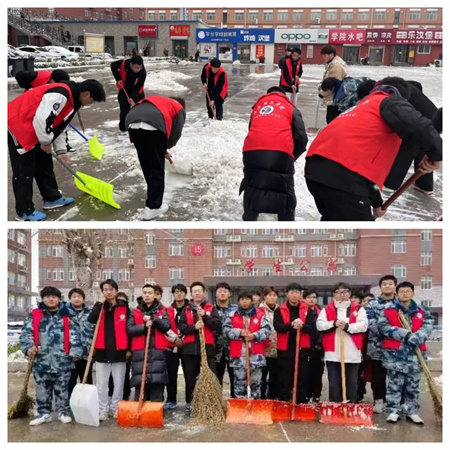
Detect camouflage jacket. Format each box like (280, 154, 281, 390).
(366, 295, 397, 360)
(214, 302, 238, 363)
(377, 299, 433, 374)
(333, 77, 372, 113)
(68, 304, 94, 360)
(223, 307, 271, 369)
(20, 301, 83, 373)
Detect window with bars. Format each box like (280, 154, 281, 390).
(169, 244, 184, 257)
(391, 265, 407, 278)
(421, 276, 432, 290)
(214, 246, 231, 258)
(52, 246, 63, 257)
(262, 245, 279, 257)
(342, 11, 353, 21)
(409, 10, 421, 20)
(241, 246, 258, 258)
(417, 45, 431, 54)
(170, 12, 177, 20)
(169, 268, 184, 280)
(311, 245, 328, 257)
(118, 269, 130, 281)
(426, 10, 438, 20)
(339, 244, 356, 256)
(391, 240, 407, 253)
(358, 10, 370, 20)
(145, 256, 156, 268)
(148, 12, 156, 20)
(420, 252, 432, 266)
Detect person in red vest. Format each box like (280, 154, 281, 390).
(19, 286, 82, 426)
(240, 86, 308, 221)
(302, 288, 324, 403)
(223, 291, 271, 399)
(125, 95, 186, 220)
(8, 79, 106, 221)
(127, 284, 170, 403)
(200, 58, 228, 120)
(15, 69, 69, 91)
(316, 282, 368, 403)
(280, 47, 302, 104)
(274, 283, 320, 403)
(305, 76, 442, 221)
(111, 55, 146, 131)
(178, 281, 222, 412)
(164, 283, 190, 410)
(87, 279, 130, 421)
(378, 281, 433, 425)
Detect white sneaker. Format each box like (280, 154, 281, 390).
(407, 414, 424, 425)
(373, 399, 385, 414)
(29, 414, 52, 426)
(143, 204, 169, 221)
(386, 412, 400, 423)
(99, 411, 109, 421)
(58, 414, 72, 424)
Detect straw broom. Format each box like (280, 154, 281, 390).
(8, 353, 36, 419)
(191, 317, 226, 425)
(399, 312, 442, 420)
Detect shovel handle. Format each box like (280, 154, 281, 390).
(69, 123, 88, 142)
(381, 169, 423, 211)
(51, 151, 87, 187)
(21, 352, 36, 395)
(245, 318, 251, 399)
(206, 90, 217, 120)
(122, 86, 132, 103)
(292, 327, 301, 408)
(83, 306, 104, 384)
(314, 97, 320, 129)
(77, 110, 85, 134)
(339, 329, 347, 402)
(139, 322, 152, 406)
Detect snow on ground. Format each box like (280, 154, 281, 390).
(434, 375, 442, 387)
(8, 351, 27, 363)
(144, 69, 192, 92)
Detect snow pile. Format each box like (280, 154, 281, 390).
(232, 60, 241, 65)
(434, 375, 442, 387)
(8, 350, 27, 363)
(144, 70, 192, 92)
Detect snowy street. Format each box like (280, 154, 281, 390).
(7, 61, 442, 221)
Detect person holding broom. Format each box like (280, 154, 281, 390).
(378, 281, 433, 425)
(127, 284, 171, 403)
(19, 286, 83, 426)
(223, 291, 271, 399)
(200, 58, 228, 120)
(178, 281, 222, 412)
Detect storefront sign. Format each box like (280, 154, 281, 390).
(329, 29, 366, 44)
(392, 29, 442, 45)
(366, 29, 393, 44)
(197, 28, 274, 43)
(274, 28, 329, 44)
(138, 25, 158, 38)
(255, 45, 265, 58)
(170, 25, 191, 37)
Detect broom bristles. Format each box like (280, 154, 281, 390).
(8, 393, 35, 420)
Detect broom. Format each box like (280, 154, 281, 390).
(8, 352, 36, 419)
(398, 311, 442, 420)
(191, 315, 226, 425)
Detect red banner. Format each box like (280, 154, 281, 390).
(244, 259, 255, 273)
(255, 45, 265, 58)
(170, 25, 191, 37)
(329, 29, 366, 45)
(138, 25, 158, 37)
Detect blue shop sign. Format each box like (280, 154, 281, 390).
(197, 28, 274, 43)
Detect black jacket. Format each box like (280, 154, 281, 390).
(111, 59, 147, 100)
(127, 301, 170, 387)
(200, 64, 227, 102)
(88, 299, 130, 363)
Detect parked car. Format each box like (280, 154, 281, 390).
(7, 321, 23, 345)
(67, 45, 112, 59)
(18, 45, 59, 59)
(42, 45, 79, 60)
(430, 325, 442, 342)
(8, 44, 34, 59)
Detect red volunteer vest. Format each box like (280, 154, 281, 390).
(30, 70, 52, 89)
(131, 308, 168, 351)
(382, 308, 427, 351)
(229, 310, 266, 358)
(95, 305, 128, 350)
(8, 83, 75, 151)
(205, 64, 228, 100)
(322, 301, 363, 352)
(135, 95, 183, 142)
(32, 309, 70, 354)
(184, 303, 215, 345)
(242, 92, 295, 157)
(116, 60, 145, 94)
(280, 58, 301, 88)
(277, 302, 312, 350)
(306, 91, 403, 188)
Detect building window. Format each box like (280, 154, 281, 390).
(8, 230, 16, 241)
(17, 231, 27, 246)
(17, 252, 27, 268)
(420, 230, 432, 241)
(53, 269, 64, 281)
(102, 269, 114, 279)
(8, 272, 16, 285)
(117, 246, 130, 258)
(145, 232, 154, 245)
(391, 265, 407, 279)
(169, 244, 184, 257)
(214, 229, 230, 235)
(9, 295, 15, 308)
(311, 11, 322, 21)
(262, 267, 274, 276)
(409, 9, 421, 20)
(170, 11, 177, 20)
(326, 10, 338, 21)
(16, 296, 25, 309)
(343, 266, 357, 276)
(421, 276, 433, 290)
(169, 268, 184, 280)
(206, 11, 216, 21)
(214, 246, 231, 258)
(85, 10, 90, 17)
(421, 252, 432, 266)
(374, 10, 386, 21)
(193, 12, 202, 20)
(214, 268, 230, 276)
(293, 10, 303, 22)
(310, 267, 325, 276)
(342, 10, 353, 21)
(391, 240, 407, 253)
(104, 247, 114, 257)
(52, 246, 63, 257)
(240, 268, 259, 277)
(46, 269, 52, 279)
(311, 245, 328, 257)
(241, 246, 258, 258)
(145, 256, 156, 268)
(262, 245, 279, 258)
(118, 269, 130, 281)
(241, 229, 258, 235)
(8, 249, 16, 264)
(248, 11, 259, 22)
(290, 245, 306, 258)
(339, 244, 356, 256)
(358, 10, 370, 21)
(148, 12, 156, 20)
(17, 274, 27, 288)
(417, 45, 431, 54)
(277, 10, 288, 21)
(69, 270, 76, 281)
(263, 11, 273, 21)
(158, 11, 165, 20)
(145, 278, 156, 285)
(421, 300, 432, 307)
(312, 229, 327, 234)
(262, 229, 278, 235)
(235, 11, 244, 21)
(426, 9, 438, 20)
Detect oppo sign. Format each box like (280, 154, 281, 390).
(275, 29, 329, 43)
(281, 32, 312, 41)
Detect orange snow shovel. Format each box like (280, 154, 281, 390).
(319, 329, 373, 426)
(226, 319, 273, 425)
(117, 323, 164, 427)
(272, 328, 316, 422)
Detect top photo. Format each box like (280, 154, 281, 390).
(7, 6, 443, 222)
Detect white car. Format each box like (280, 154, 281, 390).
(18, 45, 59, 59)
(8, 44, 34, 59)
(43, 45, 79, 60)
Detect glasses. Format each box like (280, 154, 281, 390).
(335, 290, 350, 295)
(398, 289, 413, 294)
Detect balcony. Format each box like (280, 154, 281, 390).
(274, 235, 295, 242)
(226, 235, 241, 242)
(226, 259, 242, 265)
(329, 234, 345, 240)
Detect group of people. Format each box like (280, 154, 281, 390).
(20, 275, 433, 427)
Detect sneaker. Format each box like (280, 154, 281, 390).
(99, 411, 109, 421)
(413, 184, 434, 196)
(15, 210, 47, 221)
(373, 399, 385, 414)
(386, 412, 400, 423)
(43, 196, 75, 210)
(29, 414, 52, 426)
(58, 414, 72, 424)
(407, 414, 424, 425)
(164, 402, 177, 411)
(143, 204, 169, 221)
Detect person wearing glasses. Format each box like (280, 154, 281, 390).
(316, 282, 368, 403)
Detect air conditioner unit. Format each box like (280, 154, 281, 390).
(254, 19, 258, 24)
(275, 235, 295, 242)
(315, 18, 321, 24)
(128, 259, 134, 265)
(226, 235, 241, 242)
(337, 258, 345, 264)
(434, 59, 442, 67)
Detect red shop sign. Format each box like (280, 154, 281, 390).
(365, 29, 393, 45)
(170, 25, 191, 37)
(329, 29, 366, 44)
(255, 45, 265, 58)
(139, 25, 158, 37)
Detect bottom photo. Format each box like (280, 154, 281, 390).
(7, 228, 442, 443)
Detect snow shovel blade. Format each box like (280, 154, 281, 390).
(70, 384, 99, 427)
(87, 134, 105, 160)
(272, 400, 317, 422)
(117, 400, 164, 428)
(319, 401, 373, 426)
(165, 159, 193, 176)
(74, 171, 121, 209)
(226, 399, 273, 425)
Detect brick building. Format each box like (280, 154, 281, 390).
(37, 228, 442, 323)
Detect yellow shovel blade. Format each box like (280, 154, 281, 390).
(88, 134, 105, 160)
(74, 171, 121, 209)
